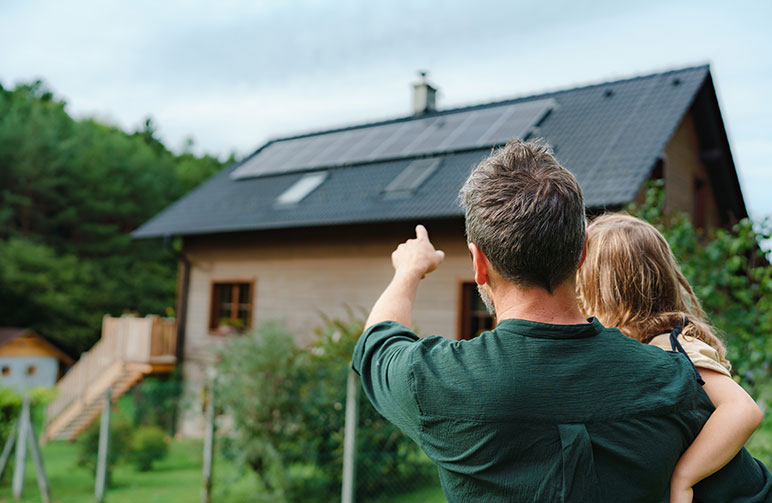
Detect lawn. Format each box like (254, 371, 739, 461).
(0, 438, 446, 503)
(6, 416, 770, 503)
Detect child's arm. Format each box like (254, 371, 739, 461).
(669, 369, 763, 503)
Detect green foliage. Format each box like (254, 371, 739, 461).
(0, 80, 224, 355)
(131, 368, 183, 436)
(129, 426, 169, 472)
(76, 417, 133, 483)
(0, 386, 56, 450)
(0, 387, 22, 448)
(216, 317, 433, 503)
(626, 181, 772, 407)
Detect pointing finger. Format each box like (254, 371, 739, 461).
(415, 224, 428, 240)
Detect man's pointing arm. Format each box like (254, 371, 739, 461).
(364, 225, 445, 330)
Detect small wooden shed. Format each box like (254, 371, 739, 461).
(0, 328, 74, 392)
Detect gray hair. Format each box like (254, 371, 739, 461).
(459, 139, 586, 292)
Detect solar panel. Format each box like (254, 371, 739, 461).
(341, 124, 400, 162)
(231, 98, 555, 180)
(372, 119, 433, 159)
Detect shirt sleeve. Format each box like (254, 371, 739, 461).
(693, 446, 772, 502)
(648, 334, 731, 378)
(351, 321, 422, 442)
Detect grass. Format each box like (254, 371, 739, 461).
(0, 438, 445, 503)
(13, 395, 771, 503)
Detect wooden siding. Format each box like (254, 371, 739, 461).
(663, 110, 721, 228)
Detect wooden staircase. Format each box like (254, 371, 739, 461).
(43, 315, 177, 442)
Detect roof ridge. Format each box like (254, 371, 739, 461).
(265, 63, 710, 144)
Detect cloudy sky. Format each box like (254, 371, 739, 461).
(1, 0, 770, 219)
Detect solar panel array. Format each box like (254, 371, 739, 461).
(231, 98, 556, 180)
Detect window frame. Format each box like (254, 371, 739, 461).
(457, 281, 496, 340)
(208, 279, 256, 335)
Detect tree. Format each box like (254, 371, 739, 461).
(0, 80, 225, 354)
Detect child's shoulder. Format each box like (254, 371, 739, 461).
(648, 333, 731, 377)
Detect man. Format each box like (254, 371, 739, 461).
(352, 139, 771, 502)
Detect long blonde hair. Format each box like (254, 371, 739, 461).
(576, 213, 729, 367)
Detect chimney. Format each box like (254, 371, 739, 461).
(412, 71, 437, 115)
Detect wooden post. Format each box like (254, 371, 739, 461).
(0, 426, 16, 480)
(201, 368, 216, 503)
(26, 414, 51, 503)
(95, 388, 111, 503)
(341, 368, 360, 503)
(13, 395, 31, 499)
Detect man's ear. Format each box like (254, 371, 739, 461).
(577, 232, 588, 270)
(468, 242, 489, 285)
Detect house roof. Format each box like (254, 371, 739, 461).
(133, 64, 740, 239)
(0, 328, 75, 365)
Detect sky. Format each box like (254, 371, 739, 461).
(1, 0, 770, 219)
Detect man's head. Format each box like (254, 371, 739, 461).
(459, 139, 585, 293)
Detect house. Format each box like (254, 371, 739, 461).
(0, 328, 74, 393)
(133, 64, 747, 435)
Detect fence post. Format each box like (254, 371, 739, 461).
(0, 427, 16, 479)
(12, 395, 31, 499)
(341, 368, 360, 503)
(95, 387, 111, 503)
(201, 368, 216, 503)
(26, 411, 51, 503)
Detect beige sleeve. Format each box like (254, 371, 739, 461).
(648, 333, 732, 378)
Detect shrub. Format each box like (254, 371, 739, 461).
(131, 367, 183, 435)
(0, 388, 22, 451)
(217, 317, 433, 503)
(0, 386, 56, 450)
(129, 425, 169, 471)
(76, 417, 132, 483)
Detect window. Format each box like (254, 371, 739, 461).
(275, 171, 328, 206)
(459, 282, 495, 340)
(1, 365, 9, 377)
(383, 158, 440, 198)
(26, 365, 37, 376)
(209, 281, 254, 334)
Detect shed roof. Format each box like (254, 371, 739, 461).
(0, 328, 75, 365)
(133, 65, 739, 239)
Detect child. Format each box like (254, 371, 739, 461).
(576, 213, 763, 503)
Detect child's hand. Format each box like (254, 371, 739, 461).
(670, 484, 693, 503)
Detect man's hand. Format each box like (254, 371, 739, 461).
(391, 225, 445, 279)
(364, 225, 444, 330)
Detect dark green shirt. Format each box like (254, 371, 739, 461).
(352, 319, 771, 502)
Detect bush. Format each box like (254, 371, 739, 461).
(0, 388, 22, 451)
(0, 386, 56, 450)
(129, 425, 169, 471)
(76, 417, 132, 483)
(131, 368, 183, 435)
(216, 317, 433, 503)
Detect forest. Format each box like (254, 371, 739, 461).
(0, 80, 226, 356)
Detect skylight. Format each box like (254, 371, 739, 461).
(275, 172, 328, 206)
(384, 158, 440, 198)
